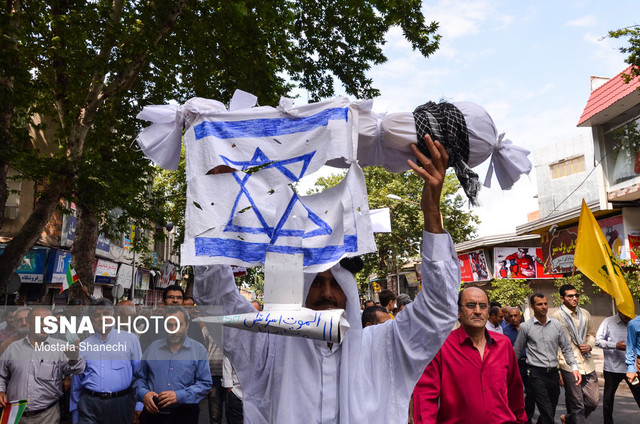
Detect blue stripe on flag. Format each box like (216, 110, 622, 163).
(194, 107, 349, 140)
(194, 234, 358, 266)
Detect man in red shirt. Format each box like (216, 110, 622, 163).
(413, 287, 526, 423)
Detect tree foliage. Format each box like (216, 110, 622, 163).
(0, 0, 442, 288)
(609, 25, 640, 82)
(309, 167, 479, 289)
(487, 278, 533, 308)
(551, 274, 593, 307)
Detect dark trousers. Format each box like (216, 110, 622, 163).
(78, 392, 134, 424)
(225, 390, 243, 424)
(603, 370, 640, 424)
(207, 377, 223, 424)
(140, 404, 199, 424)
(560, 369, 599, 424)
(519, 359, 536, 423)
(528, 366, 560, 424)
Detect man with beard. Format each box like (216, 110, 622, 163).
(551, 285, 598, 424)
(134, 307, 212, 424)
(193, 137, 460, 423)
(70, 299, 143, 424)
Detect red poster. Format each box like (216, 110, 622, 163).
(628, 234, 640, 262)
(458, 253, 474, 282)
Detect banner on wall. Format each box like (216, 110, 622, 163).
(458, 249, 491, 282)
(0, 246, 48, 284)
(45, 249, 72, 284)
(494, 247, 558, 279)
(94, 259, 118, 285)
(542, 214, 624, 274)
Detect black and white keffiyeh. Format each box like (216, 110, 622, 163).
(413, 101, 482, 205)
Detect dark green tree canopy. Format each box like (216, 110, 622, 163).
(0, 0, 442, 287)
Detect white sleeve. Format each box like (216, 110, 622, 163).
(364, 231, 460, 408)
(193, 265, 269, 374)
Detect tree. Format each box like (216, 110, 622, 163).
(609, 25, 640, 82)
(487, 278, 533, 308)
(551, 274, 593, 307)
(309, 167, 479, 291)
(0, 0, 442, 289)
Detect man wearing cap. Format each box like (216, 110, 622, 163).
(194, 136, 461, 423)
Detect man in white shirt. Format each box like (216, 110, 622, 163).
(596, 310, 640, 424)
(486, 305, 504, 334)
(194, 137, 460, 423)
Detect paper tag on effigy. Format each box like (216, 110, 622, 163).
(263, 251, 303, 311)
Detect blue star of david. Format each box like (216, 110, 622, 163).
(220, 148, 332, 243)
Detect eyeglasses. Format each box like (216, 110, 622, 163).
(462, 302, 488, 310)
(565, 294, 580, 299)
(166, 295, 183, 301)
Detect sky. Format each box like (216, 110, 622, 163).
(298, 0, 637, 238)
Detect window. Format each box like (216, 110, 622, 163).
(549, 156, 585, 179)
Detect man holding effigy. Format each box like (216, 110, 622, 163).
(194, 135, 461, 423)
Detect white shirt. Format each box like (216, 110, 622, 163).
(194, 231, 460, 424)
(595, 315, 629, 373)
(486, 321, 504, 334)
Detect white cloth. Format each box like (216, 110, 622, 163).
(595, 315, 629, 373)
(486, 321, 504, 334)
(194, 231, 460, 424)
(136, 93, 531, 197)
(348, 101, 532, 190)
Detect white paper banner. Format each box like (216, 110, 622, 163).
(196, 308, 349, 343)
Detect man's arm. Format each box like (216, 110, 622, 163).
(129, 334, 144, 413)
(69, 374, 83, 424)
(193, 264, 268, 379)
(595, 319, 615, 349)
(513, 324, 527, 361)
(174, 358, 213, 405)
(583, 311, 596, 353)
(412, 352, 442, 424)
(557, 326, 582, 384)
(375, 137, 458, 398)
(626, 320, 639, 379)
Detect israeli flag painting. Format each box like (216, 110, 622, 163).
(174, 95, 376, 272)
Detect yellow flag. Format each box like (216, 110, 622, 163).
(574, 200, 635, 318)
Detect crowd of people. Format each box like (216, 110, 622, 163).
(0, 135, 638, 424)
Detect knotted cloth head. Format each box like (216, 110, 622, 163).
(413, 101, 481, 205)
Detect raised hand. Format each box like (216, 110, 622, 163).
(407, 135, 449, 233)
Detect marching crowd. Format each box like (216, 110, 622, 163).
(0, 137, 638, 423)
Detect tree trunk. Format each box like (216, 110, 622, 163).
(70, 201, 99, 303)
(0, 163, 8, 228)
(0, 176, 72, 288)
